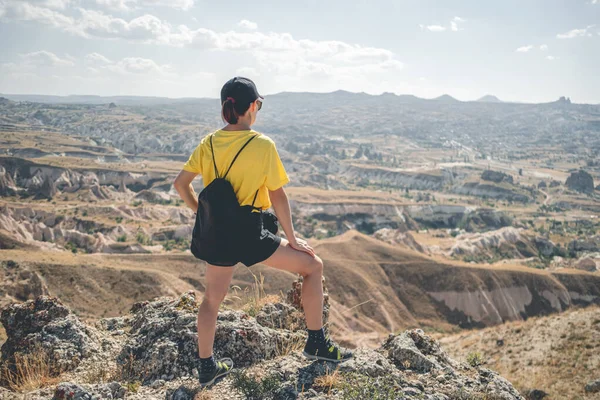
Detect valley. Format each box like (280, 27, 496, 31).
(1, 92, 600, 398)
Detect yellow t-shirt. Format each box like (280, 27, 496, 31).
(182, 130, 289, 210)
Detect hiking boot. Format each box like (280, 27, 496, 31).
(303, 336, 353, 363)
(198, 357, 233, 387)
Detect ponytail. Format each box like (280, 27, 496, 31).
(222, 98, 238, 124)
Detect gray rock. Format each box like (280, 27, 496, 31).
(165, 385, 198, 400)
(49, 381, 125, 400)
(382, 329, 455, 373)
(52, 382, 93, 400)
(566, 170, 594, 194)
(481, 170, 514, 184)
(1, 296, 105, 381)
(117, 291, 305, 383)
(524, 389, 548, 399)
(585, 379, 600, 393)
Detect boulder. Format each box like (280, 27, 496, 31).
(524, 389, 548, 400)
(586, 379, 600, 393)
(565, 170, 594, 194)
(116, 291, 305, 384)
(0, 296, 105, 381)
(381, 329, 455, 372)
(575, 257, 598, 272)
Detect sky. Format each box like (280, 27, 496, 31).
(0, 0, 599, 103)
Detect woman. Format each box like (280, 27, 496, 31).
(174, 77, 352, 387)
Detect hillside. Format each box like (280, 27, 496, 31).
(2, 231, 599, 350)
(439, 306, 600, 399)
(0, 285, 525, 399)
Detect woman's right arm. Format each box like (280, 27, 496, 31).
(269, 187, 315, 257)
(173, 170, 199, 212)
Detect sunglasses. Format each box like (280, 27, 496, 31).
(256, 98, 263, 111)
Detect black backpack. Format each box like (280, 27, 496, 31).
(190, 133, 259, 265)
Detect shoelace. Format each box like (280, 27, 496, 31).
(324, 336, 341, 359)
(217, 361, 230, 371)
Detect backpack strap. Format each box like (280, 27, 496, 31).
(209, 134, 220, 178)
(251, 189, 259, 208)
(222, 135, 258, 179)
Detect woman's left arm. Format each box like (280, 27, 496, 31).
(173, 170, 199, 212)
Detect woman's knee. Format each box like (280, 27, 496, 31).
(302, 255, 323, 278)
(202, 289, 227, 308)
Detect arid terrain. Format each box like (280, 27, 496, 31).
(1, 92, 600, 398)
(440, 306, 600, 399)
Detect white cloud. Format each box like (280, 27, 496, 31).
(0, 4, 403, 89)
(22, 0, 73, 9)
(516, 45, 533, 53)
(421, 16, 465, 33)
(106, 57, 171, 74)
(0, 1, 76, 31)
(420, 24, 446, 32)
(539, 44, 548, 51)
(85, 52, 112, 64)
(450, 16, 466, 31)
(546, 55, 556, 60)
(94, 0, 195, 11)
(238, 19, 258, 30)
(236, 66, 259, 77)
(20, 50, 75, 66)
(556, 25, 595, 39)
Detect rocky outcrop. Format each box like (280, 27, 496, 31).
(0, 165, 17, 196)
(0, 260, 49, 309)
(481, 170, 514, 184)
(449, 227, 561, 261)
(0, 296, 109, 382)
(565, 170, 594, 194)
(343, 165, 448, 190)
(405, 205, 512, 231)
(373, 228, 426, 253)
(575, 257, 599, 272)
(568, 236, 600, 256)
(116, 291, 306, 384)
(1, 283, 525, 399)
(452, 182, 531, 203)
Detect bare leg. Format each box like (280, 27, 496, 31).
(197, 264, 235, 358)
(261, 238, 324, 330)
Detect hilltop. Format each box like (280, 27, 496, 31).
(0, 282, 524, 399)
(477, 95, 502, 103)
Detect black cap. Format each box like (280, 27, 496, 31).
(220, 77, 263, 106)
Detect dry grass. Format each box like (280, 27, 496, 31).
(274, 332, 306, 357)
(194, 391, 213, 400)
(0, 346, 62, 392)
(313, 369, 343, 395)
(226, 273, 282, 317)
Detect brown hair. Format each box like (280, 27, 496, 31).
(222, 97, 252, 124)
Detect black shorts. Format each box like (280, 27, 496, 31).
(207, 210, 281, 268)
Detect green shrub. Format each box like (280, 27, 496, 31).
(466, 351, 484, 367)
(64, 242, 78, 253)
(115, 216, 123, 223)
(117, 234, 127, 243)
(231, 370, 281, 399)
(135, 232, 151, 245)
(339, 373, 400, 400)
